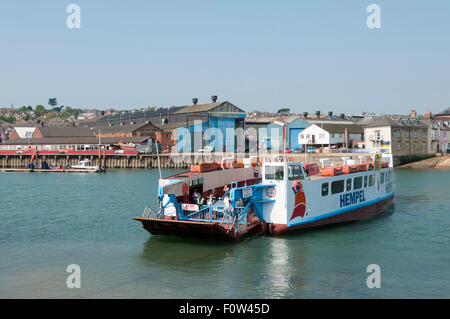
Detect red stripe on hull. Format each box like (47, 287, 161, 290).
(269, 194, 394, 235)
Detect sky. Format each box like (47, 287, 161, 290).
(1, 0, 449, 115)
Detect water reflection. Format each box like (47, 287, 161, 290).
(137, 235, 235, 269)
(256, 237, 307, 298)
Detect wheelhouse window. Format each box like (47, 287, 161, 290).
(354, 176, 363, 189)
(265, 166, 284, 180)
(331, 180, 345, 194)
(322, 183, 329, 196)
(346, 179, 352, 191)
(369, 174, 375, 187)
(364, 175, 368, 188)
(288, 165, 304, 180)
(380, 172, 385, 184)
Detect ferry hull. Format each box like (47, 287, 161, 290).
(269, 194, 394, 235)
(135, 217, 263, 241)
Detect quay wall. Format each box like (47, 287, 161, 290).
(0, 154, 189, 169)
(1, 152, 433, 169)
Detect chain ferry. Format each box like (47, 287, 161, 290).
(135, 153, 394, 241)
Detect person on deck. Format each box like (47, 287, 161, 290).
(223, 184, 230, 197)
(192, 190, 200, 204)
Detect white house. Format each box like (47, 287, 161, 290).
(297, 123, 364, 148)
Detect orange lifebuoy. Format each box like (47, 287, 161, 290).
(292, 180, 303, 192)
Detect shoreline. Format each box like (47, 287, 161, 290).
(396, 155, 450, 169)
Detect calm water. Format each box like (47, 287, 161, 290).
(0, 169, 449, 298)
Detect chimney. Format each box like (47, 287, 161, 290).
(192, 98, 198, 105)
(303, 112, 308, 118)
(315, 111, 321, 118)
(340, 113, 345, 119)
(425, 110, 432, 118)
(328, 111, 333, 118)
(211, 95, 218, 103)
(410, 109, 417, 118)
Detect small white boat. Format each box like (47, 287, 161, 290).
(69, 160, 100, 172)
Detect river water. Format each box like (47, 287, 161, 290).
(0, 169, 449, 298)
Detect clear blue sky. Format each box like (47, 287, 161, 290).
(1, 0, 449, 115)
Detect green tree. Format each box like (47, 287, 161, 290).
(35, 105, 46, 116)
(0, 115, 15, 123)
(48, 98, 57, 108)
(277, 108, 290, 114)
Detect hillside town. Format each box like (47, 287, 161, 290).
(1, 97, 449, 167)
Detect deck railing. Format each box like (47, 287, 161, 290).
(177, 205, 247, 226)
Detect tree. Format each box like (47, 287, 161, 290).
(277, 108, 290, 114)
(35, 105, 46, 116)
(48, 98, 57, 108)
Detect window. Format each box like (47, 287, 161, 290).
(414, 142, 417, 150)
(405, 142, 409, 150)
(380, 172, 385, 184)
(306, 134, 310, 139)
(422, 130, 426, 138)
(369, 174, 375, 187)
(422, 142, 425, 150)
(331, 180, 345, 194)
(322, 183, 329, 196)
(288, 165, 304, 180)
(397, 142, 401, 150)
(265, 166, 284, 180)
(300, 134, 304, 139)
(364, 175, 368, 188)
(331, 133, 335, 138)
(405, 131, 409, 138)
(375, 131, 381, 140)
(346, 179, 352, 191)
(354, 176, 363, 189)
(319, 133, 325, 139)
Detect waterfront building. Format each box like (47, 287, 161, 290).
(96, 97, 246, 153)
(245, 115, 310, 152)
(364, 115, 431, 165)
(419, 111, 440, 154)
(9, 126, 37, 139)
(295, 122, 364, 149)
(436, 107, 450, 153)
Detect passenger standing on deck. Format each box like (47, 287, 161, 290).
(223, 184, 230, 197)
(193, 189, 200, 205)
(224, 194, 231, 214)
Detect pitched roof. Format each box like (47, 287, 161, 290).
(98, 107, 184, 123)
(245, 115, 302, 124)
(153, 121, 199, 131)
(94, 122, 161, 134)
(315, 123, 364, 134)
(437, 107, 450, 116)
(37, 126, 95, 138)
(172, 101, 245, 114)
(365, 116, 428, 128)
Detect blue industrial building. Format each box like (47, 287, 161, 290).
(245, 115, 309, 152)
